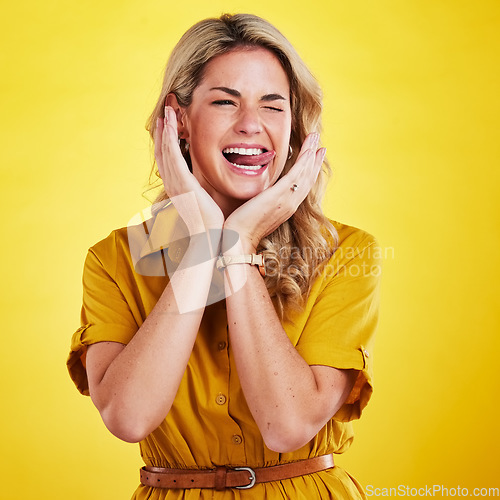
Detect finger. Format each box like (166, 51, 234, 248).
(154, 116, 164, 160)
(295, 132, 320, 162)
(282, 148, 317, 193)
(163, 107, 186, 166)
(164, 106, 182, 147)
(283, 146, 325, 203)
(161, 107, 171, 155)
(271, 149, 313, 196)
(306, 147, 326, 197)
(313, 147, 327, 179)
(296, 146, 325, 193)
(154, 117, 166, 180)
(285, 133, 320, 184)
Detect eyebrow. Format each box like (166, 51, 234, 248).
(210, 87, 287, 102)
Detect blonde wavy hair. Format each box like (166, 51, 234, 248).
(145, 13, 338, 320)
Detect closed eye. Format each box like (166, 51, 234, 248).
(264, 106, 284, 112)
(212, 100, 236, 106)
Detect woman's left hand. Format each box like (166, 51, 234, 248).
(223, 133, 326, 253)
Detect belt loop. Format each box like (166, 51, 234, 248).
(214, 466, 227, 491)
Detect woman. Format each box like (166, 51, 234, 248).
(67, 13, 381, 499)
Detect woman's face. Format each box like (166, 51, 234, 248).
(180, 47, 292, 213)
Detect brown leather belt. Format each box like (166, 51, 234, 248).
(140, 454, 334, 490)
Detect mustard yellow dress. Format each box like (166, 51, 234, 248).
(67, 207, 381, 499)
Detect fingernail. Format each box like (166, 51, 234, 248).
(164, 106, 168, 123)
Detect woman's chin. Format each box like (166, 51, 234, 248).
(210, 185, 264, 215)
(220, 173, 271, 200)
(228, 182, 267, 201)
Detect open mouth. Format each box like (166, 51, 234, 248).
(222, 147, 276, 171)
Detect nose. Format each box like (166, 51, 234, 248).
(234, 106, 263, 135)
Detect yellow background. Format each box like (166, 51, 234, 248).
(1, 0, 499, 498)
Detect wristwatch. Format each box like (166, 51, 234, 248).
(216, 254, 266, 277)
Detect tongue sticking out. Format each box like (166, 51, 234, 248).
(224, 150, 276, 167)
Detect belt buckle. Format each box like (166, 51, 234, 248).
(233, 466, 256, 489)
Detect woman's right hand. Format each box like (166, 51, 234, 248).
(86, 115, 225, 444)
(154, 106, 224, 235)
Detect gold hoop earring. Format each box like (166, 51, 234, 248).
(288, 145, 293, 160)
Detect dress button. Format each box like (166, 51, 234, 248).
(215, 393, 227, 405)
(232, 435, 243, 445)
(218, 341, 227, 351)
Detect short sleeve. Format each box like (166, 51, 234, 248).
(67, 245, 139, 395)
(295, 232, 382, 422)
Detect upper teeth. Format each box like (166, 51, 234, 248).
(223, 147, 264, 155)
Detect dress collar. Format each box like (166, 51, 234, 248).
(128, 200, 189, 266)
